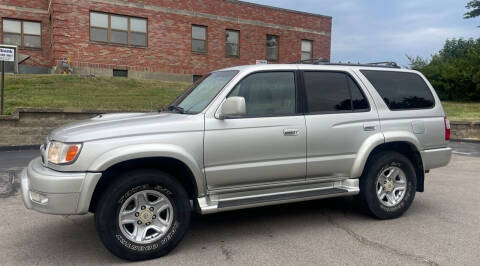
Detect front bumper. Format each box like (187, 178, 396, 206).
(21, 157, 101, 215)
(421, 147, 452, 170)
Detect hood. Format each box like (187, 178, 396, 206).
(49, 112, 204, 142)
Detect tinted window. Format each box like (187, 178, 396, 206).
(229, 72, 296, 116)
(304, 72, 368, 113)
(361, 70, 435, 110)
(349, 77, 369, 110)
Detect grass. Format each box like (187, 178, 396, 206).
(1, 74, 189, 115)
(0, 75, 479, 121)
(442, 102, 480, 122)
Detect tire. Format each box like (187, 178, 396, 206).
(359, 151, 417, 219)
(94, 169, 191, 261)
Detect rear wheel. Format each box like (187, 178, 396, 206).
(359, 151, 417, 219)
(95, 169, 191, 261)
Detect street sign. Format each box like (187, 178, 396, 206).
(0, 48, 14, 62)
(256, 60, 268, 65)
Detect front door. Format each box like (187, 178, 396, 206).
(204, 71, 306, 190)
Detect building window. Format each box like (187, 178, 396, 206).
(90, 12, 147, 47)
(2, 19, 41, 49)
(192, 25, 207, 53)
(301, 40, 313, 60)
(266, 35, 278, 61)
(113, 69, 128, 77)
(193, 75, 203, 83)
(226, 30, 239, 57)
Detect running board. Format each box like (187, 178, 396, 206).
(196, 179, 359, 214)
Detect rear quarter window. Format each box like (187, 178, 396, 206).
(361, 70, 435, 110)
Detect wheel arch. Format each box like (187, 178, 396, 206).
(88, 156, 203, 213)
(357, 141, 425, 192)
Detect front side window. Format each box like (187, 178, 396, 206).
(90, 12, 147, 47)
(192, 25, 207, 53)
(2, 19, 41, 48)
(304, 71, 369, 113)
(226, 30, 239, 57)
(229, 72, 296, 116)
(361, 70, 435, 110)
(173, 70, 238, 113)
(266, 35, 279, 61)
(301, 40, 313, 60)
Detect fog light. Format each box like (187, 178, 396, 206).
(29, 191, 48, 205)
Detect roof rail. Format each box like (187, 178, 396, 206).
(291, 58, 401, 69)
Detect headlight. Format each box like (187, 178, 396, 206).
(47, 141, 82, 164)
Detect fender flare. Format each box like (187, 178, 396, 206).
(88, 144, 206, 197)
(351, 131, 423, 178)
(350, 133, 385, 178)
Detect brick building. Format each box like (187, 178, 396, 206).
(0, 0, 331, 82)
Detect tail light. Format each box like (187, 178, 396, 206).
(444, 117, 450, 141)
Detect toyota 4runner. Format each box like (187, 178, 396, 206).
(21, 63, 452, 260)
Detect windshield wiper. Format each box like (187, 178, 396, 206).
(166, 105, 185, 114)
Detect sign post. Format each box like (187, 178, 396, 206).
(1, 60, 4, 115)
(0, 46, 15, 115)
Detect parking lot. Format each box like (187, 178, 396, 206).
(0, 142, 479, 265)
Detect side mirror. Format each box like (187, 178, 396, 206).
(219, 97, 246, 119)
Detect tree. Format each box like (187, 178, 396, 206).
(465, 0, 480, 19)
(408, 38, 480, 101)
(406, 55, 428, 70)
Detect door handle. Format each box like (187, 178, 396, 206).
(283, 128, 299, 136)
(363, 124, 377, 131)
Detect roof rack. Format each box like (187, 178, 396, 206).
(291, 58, 401, 69)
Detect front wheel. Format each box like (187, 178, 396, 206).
(94, 169, 191, 261)
(359, 151, 417, 219)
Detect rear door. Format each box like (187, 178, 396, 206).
(302, 69, 381, 180)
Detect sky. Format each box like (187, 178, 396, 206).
(248, 0, 479, 66)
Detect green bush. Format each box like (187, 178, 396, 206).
(408, 38, 480, 101)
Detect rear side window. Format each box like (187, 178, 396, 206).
(303, 71, 369, 113)
(361, 70, 435, 110)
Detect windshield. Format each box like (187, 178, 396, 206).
(170, 70, 239, 114)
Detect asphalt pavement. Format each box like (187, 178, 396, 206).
(0, 141, 479, 265)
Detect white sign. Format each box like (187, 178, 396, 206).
(0, 48, 15, 62)
(256, 60, 268, 65)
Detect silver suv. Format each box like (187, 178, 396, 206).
(21, 63, 452, 261)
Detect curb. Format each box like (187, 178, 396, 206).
(0, 145, 40, 152)
(450, 139, 480, 144)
